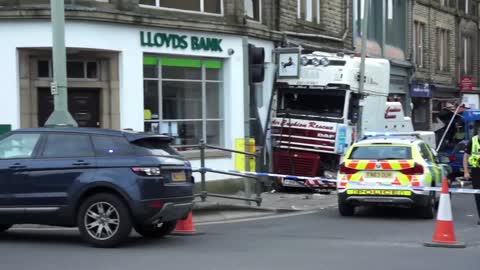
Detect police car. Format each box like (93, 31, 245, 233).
(337, 133, 449, 219)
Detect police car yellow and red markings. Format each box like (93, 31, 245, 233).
(345, 159, 414, 170)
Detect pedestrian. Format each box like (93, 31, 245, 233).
(463, 126, 480, 225)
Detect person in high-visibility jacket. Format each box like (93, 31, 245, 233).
(463, 126, 480, 225)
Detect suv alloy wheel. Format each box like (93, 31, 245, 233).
(77, 193, 132, 248)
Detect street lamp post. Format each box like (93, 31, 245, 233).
(44, 0, 77, 127)
(356, 0, 369, 140)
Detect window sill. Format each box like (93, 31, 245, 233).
(296, 19, 325, 31)
(180, 149, 231, 160)
(435, 70, 451, 75)
(138, 4, 224, 17)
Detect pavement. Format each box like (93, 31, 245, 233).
(192, 191, 338, 223)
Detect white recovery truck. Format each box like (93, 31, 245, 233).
(270, 51, 434, 191)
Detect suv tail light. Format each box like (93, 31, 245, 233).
(448, 155, 456, 161)
(399, 163, 424, 175)
(339, 163, 359, 174)
(131, 167, 161, 176)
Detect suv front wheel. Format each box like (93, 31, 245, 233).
(77, 193, 132, 248)
(134, 221, 177, 238)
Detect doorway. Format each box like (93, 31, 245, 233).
(37, 88, 100, 128)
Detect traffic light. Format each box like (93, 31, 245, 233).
(248, 44, 265, 83)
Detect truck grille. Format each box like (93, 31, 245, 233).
(273, 149, 320, 177)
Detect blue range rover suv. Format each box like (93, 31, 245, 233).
(0, 128, 194, 247)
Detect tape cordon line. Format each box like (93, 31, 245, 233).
(196, 167, 480, 195)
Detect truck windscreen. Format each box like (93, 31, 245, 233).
(277, 88, 345, 120)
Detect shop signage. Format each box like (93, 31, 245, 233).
(140, 31, 223, 52)
(271, 118, 337, 133)
(410, 83, 432, 98)
(460, 76, 473, 91)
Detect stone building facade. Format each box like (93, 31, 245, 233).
(412, 0, 479, 131)
(0, 0, 353, 181)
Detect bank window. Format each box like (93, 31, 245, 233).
(37, 60, 99, 79)
(437, 28, 449, 72)
(298, 0, 320, 24)
(143, 56, 224, 150)
(139, 0, 222, 14)
(413, 21, 425, 68)
(244, 0, 261, 22)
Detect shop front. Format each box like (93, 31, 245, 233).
(431, 85, 460, 132)
(410, 82, 432, 130)
(0, 20, 275, 180)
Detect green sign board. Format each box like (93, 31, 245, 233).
(0, 124, 11, 135)
(140, 31, 223, 52)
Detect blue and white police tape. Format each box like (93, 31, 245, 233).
(195, 167, 480, 195)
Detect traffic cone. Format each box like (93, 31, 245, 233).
(424, 178, 466, 248)
(171, 211, 202, 236)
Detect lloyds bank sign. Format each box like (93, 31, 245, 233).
(140, 31, 223, 52)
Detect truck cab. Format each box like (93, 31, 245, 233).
(271, 52, 419, 190)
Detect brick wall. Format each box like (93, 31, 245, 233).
(0, 0, 353, 51)
(413, 1, 457, 86)
(278, 0, 353, 51)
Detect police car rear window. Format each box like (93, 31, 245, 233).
(348, 146, 412, 160)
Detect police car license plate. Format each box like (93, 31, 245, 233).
(365, 171, 393, 178)
(172, 172, 186, 182)
(346, 189, 411, 196)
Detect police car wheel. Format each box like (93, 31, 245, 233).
(417, 192, 435, 219)
(338, 198, 355, 216)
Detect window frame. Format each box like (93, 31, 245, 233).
(437, 28, 450, 72)
(0, 133, 42, 160)
(139, 0, 224, 16)
(36, 59, 100, 80)
(462, 35, 473, 75)
(39, 133, 95, 159)
(244, 0, 262, 23)
(143, 56, 225, 149)
(297, 0, 321, 24)
(413, 21, 425, 68)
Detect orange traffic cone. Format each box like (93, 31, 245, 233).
(171, 211, 202, 236)
(424, 178, 465, 248)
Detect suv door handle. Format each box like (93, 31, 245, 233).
(9, 163, 26, 169)
(72, 160, 90, 166)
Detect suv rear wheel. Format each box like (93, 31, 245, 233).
(77, 193, 132, 248)
(134, 221, 177, 238)
(0, 224, 12, 232)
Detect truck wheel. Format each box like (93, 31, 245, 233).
(77, 193, 132, 248)
(338, 198, 355, 216)
(134, 221, 177, 238)
(417, 192, 435, 219)
(0, 224, 12, 232)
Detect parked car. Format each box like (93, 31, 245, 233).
(445, 140, 470, 182)
(0, 128, 194, 247)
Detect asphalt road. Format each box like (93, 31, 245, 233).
(1, 194, 479, 270)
